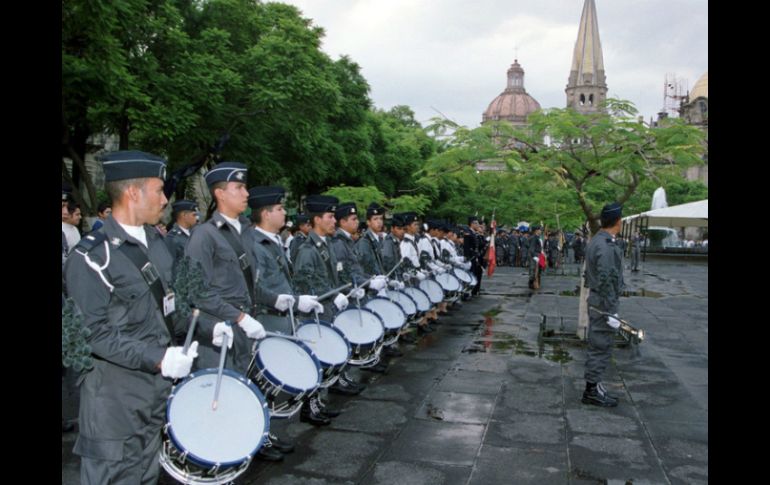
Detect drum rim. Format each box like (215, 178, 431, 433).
(384, 290, 418, 315)
(402, 287, 431, 310)
(332, 307, 385, 343)
(166, 368, 270, 468)
(255, 337, 323, 393)
(363, 297, 407, 330)
(296, 320, 352, 365)
(452, 267, 472, 281)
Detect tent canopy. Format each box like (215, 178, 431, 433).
(623, 199, 708, 228)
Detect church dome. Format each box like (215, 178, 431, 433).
(482, 60, 541, 125)
(689, 71, 708, 100)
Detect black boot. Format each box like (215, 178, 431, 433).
(329, 375, 362, 396)
(582, 382, 618, 407)
(361, 360, 388, 374)
(317, 396, 342, 418)
(300, 397, 331, 426)
(267, 432, 294, 454)
(383, 345, 404, 357)
(400, 333, 418, 344)
(256, 443, 284, 462)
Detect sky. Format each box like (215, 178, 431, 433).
(277, 0, 708, 129)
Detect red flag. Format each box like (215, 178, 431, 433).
(487, 219, 497, 277)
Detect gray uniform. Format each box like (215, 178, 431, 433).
(293, 232, 342, 320)
(289, 232, 307, 264)
(381, 232, 403, 279)
(528, 234, 543, 284)
(356, 229, 385, 276)
(165, 223, 191, 275)
(65, 216, 181, 485)
(184, 212, 257, 373)
(330, 228, 368, 285)
(584, 230, 625, 384)
(251, 228, 299, 334)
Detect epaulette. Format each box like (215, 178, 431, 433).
(74, 231, 108, 253)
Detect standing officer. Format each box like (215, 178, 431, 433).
(165, 199, 198, 273)
(528, 225, 544, 289)
(583, 202, 625, 407)
(65, 150, 199, 484)
(464, 216, 484, 296)
(630, 230, 642, 272)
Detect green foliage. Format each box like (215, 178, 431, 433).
(172, 256, 206, 322)
(323, 185, 385, 211)
(62, 298, 94, 372)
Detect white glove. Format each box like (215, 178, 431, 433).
(334, 293, 349, 311)
(533, 257, 539, 263)
(274, 294, 295, 312)
(349, 287, 365, 300)
(607, 314, 621, 329)
(388, 279, 405, 290)
(298, 295, 324, 314)
(161, 342, 198, 379)
(212, 322, 234, 349)
(463, 262, 471, 270)
(416, 271, 427, 281)
(368, 275, 387, 291)
(238, 314, 266, 339)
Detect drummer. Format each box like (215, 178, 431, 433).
(355, 202, 406, 362)
(399, 212, 438, 333)
(293, 195, 369, 399)
(183, 162, 287, 462)
(424, 220, 451, 314)
(64, 150, 199, 484)
(246, 186, 338, 427)
(382, 213, 418, 344)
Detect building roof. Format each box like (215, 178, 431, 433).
(690, 71, 708, 100)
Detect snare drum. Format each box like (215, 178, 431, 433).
(403, 287, 432, 313)
(452, 267, 473, 290)
(436, 272, 462, 299)
(332, 308, 385, 366)
(364, 297, 407, 345)
(247, 336, 322, 418)
(160, 369, 270, 484)
(419, 278, 445, 304)
(296, 320, 351, 387)
(385, 290, 418, 318)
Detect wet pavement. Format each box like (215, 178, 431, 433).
(62, 255, 708, 484)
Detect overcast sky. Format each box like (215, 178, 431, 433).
(278, 0, 707, 128)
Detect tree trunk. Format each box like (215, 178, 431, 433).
(576, 220, 598, 340)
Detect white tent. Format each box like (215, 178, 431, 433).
(623, 199, 708, 228)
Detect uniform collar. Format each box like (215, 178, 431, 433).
(102, 215, 157, 248)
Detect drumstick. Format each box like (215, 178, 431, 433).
(288, 303, 297, 336)
(353, 277, 364, 328)
(212, 327, 229, 411)
(316, 283, 353, 302)
(263, 331, 316, 344)
(313, 308, 323, 339)
(182, 309, 200, 355)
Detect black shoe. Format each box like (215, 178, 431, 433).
(361, 361, 388, 373)
(329, 378, 361, 396)
(267, 433, 294, 454)
(383, 346, 404, 357)
(318, 400, 342, 418)
(256, 444, 284, 462)
(582, 384, 618, 407)
(400, 333, 418, 344)
(342, 373, 366, 391)
(300, 399, 331, 426)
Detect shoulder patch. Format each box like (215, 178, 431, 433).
(74, 231, 108, 253)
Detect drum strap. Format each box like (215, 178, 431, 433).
(118, 242, 177, 342)
(219, 224, 256, 312)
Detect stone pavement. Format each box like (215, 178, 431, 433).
(62, 255, 707, 484)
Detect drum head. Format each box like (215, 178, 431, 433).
(385, 290, 417, 316)
(436, 273, 461, 292)
(418, 279, 444, 303)
(257, 337, 321, 392)
(453, 267, 473, 284)
(167, 370, 268, 467)
(295, 323, 350, 366)
(333, 308, 384, 345)
(403, 287, 431, 311)
(364, 298, 407, 330)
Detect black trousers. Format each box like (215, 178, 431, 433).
(472, 262, 483, 295)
